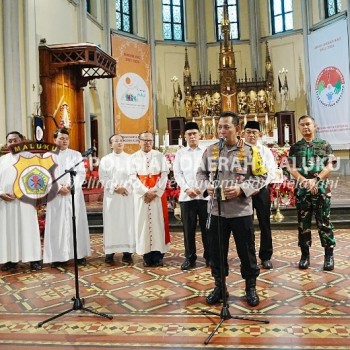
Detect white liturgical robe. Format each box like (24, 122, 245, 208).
(99, 151, 136, 254)
(0, 152, 41, 263)
(43, 148, 91, 263)
(130, 150, 170, 255)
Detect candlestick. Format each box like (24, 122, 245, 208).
(154, 130, 159, 149)
(284, 124, 289, 143)
(164, 130, 169, 147)
(273, 124, 278, 143)
(178, 135, 182, 146)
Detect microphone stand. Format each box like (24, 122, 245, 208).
(38, 155, 112, 327)
(201, 141, 269, 345)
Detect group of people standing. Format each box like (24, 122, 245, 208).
(99, 131, 170, 267)
(0, 129, 91, 272)
(174, 112, 336, 307)
(0, 112, 336, 309)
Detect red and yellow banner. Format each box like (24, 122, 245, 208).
(111, 35, 153, 153)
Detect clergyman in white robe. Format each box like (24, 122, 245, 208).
(130, 144, 170, 266)
(99, 150, 136, 260)
(43, 148, 91, 264)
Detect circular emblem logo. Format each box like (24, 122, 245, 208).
(116, 73, 149, 119)
(315, 66, 345, 107)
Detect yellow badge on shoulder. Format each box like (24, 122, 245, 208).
(251, 146, 267, 175)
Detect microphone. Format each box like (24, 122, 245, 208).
(82, 147, 97, 157)
(218, 137, 226, 151)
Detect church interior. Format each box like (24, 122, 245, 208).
(1, 0, 350, 349)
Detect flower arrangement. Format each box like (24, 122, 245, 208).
(269, 147, 296, 207)
(164, 152, 180, 210)
(37, 204, 46, 238)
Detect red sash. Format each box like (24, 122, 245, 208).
(137, 174, 170, 244)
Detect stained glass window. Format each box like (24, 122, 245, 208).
(271, 0, 293, 34)
(116, 0, 132, 33)
(325, 0, 342, 18)
(162, 0, 184, 41)
(215, 0, 239, 40)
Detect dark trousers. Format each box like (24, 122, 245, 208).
(208, 215, 259, 284)
(180, 200, 209, 262)
(252, 187, 273, 261)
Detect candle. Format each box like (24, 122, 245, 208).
(284, 124, 289, 143)
(202, 117, 205, 127)
(244, 114, 247, 125)
(254, 114, 258, 122)
(273, 125, 278, 143)
(178, 135, 182, 146)
(265, 113, 268, 125)
(154, 130, 159, 148)
(164, 130, 169, 147)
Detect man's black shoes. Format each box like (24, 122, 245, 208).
(1, 261, 18, 271)
(299, 255, 310, 269)
(245, 287, 260, 306)
(105, 253, 115, 264)
(206, 287, 229, 305)
(30, 261, 42, 271)
(181, 259, 196, 270)
(122, 253, 133, 264)
(261, 260, 273, 269)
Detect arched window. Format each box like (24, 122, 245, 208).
(215, 0, 239, 40)
(270, 0, 293, 34)
(325, 0, 342, 18)
(116, 0, 132, 33)
(162, 0, 184, 41)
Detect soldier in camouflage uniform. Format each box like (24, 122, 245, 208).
(288, 115, 336, 271)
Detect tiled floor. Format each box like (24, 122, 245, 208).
(1, 228, 350, 350)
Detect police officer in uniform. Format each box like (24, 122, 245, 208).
(197, 111, 267, 307)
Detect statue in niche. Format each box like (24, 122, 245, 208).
(192, 93, 202, 117)
(280, 85, 288, 111)
(171, 76, 182, 116)
(237, 90, 248, 114)
(185, 96, 193, 119)
(221, 88, 236, 111)
(247, 90, 257, 114)
(201, 92, 212, 116)
(211, 92, 221, 116)
(257, 89, 269, 113)
(266, 90, 275, 113)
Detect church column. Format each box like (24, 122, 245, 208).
(196, 0, 207, 80)
(3, 0, 22, 132)
(103, 0, 114, 137)
(301, 0, 311, 113)
(24, 0, 41, 140)
(148, 0, 157, 129)
(78, 0, 91, 149)
(248, 0, 261, 76)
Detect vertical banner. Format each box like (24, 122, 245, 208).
(111, 35, 153, 153)
(308, 19, 350, 147)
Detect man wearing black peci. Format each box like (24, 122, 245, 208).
(197, 111, 267, 307)
(173, 122, 210, 270)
